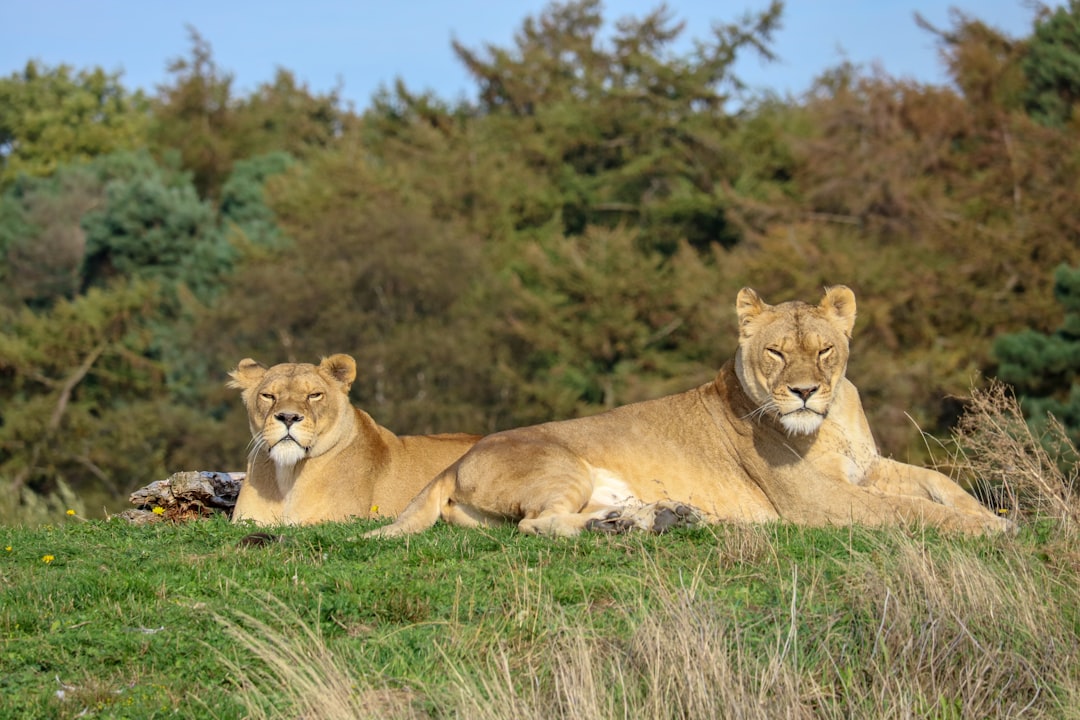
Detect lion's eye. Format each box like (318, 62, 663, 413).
(819, 346, 833, 360)
(259, 393, 275, 402)
(308, 392, 324, 402)
(766, 348, 785, 362)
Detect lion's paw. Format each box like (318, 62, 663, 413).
(584, 510, 638, 534)
(650, 502, 701, 534)
(585, 502, 702, 535)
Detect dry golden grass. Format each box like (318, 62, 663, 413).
(214, 595, 428, 720)
(949, 378, 1080, 529)
(217, 522, 1079, 719)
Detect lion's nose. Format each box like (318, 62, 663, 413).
(275, 412, 304, 427)
(788, 385, 818, 401)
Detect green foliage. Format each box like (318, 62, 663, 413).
(1022, 0, 1080, 127)
(0, 148, 257, 504)
(451, 0, 782, 251)
(994, 264, 1080, 453)
(495, 228, 724, 422)
(0, 518, 1077, 717)
(0, 150, 212, 307)
(80, 158, 231, 302)
(219, 151, 296, 250)
(0, 166, 99, 307)
(0, 280, 162, 498)
(150, 29, 344, 199)
(0, 61, 149, 188)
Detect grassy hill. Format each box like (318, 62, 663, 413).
(2, 511, 1078, 719)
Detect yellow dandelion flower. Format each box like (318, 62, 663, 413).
(66, 509, 76, 516)
(997, 508, 1010, 517)
(42, 555, 55, 564)
(152, 506, 165, 515)
(4, 546, 11, 552)
(370, 505, 379, 515)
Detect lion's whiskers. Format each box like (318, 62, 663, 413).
(743, 400, 778, 425)
(246, 435, 267, 464)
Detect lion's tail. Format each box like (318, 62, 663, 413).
(364, 467, 456, 538)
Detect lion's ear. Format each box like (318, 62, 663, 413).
(820, 285, 857, 338)
(320, 354, 357, 391)
(736, 287, 767, 336)
(227, 358, 266, 390)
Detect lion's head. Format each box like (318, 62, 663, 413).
(734, 286, 856, 435)
(228, 354, 358, 468)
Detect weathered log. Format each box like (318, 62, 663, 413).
(122, 471, 245, 523)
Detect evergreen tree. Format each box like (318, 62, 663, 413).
(218, 151, 296, 250)
(80, 153, 232, 302)
(994, 264, 1080, 452)
(1022, 0, 1080, 127)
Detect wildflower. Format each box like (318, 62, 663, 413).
(370, 505, 379, 515)
(4, 546, 11, 552)
(66, 509, 76, 516)
(42, 555, 55, 564)
(997, 508, 1010, 517)
(152, 507, 165, 515)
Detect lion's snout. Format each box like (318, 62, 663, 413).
(274, 411, 304, 428)
(787, 384, 819, 402)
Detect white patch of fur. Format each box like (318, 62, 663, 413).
(841, 455, 864, 485)
(780, 411, 824, 435)
(269, 438, 307, 468)
(587, 467, 642, 508)
(272, 460, 300, 497)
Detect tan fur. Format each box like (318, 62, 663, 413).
(228, 354, 479, 525)
(368, 287, 1012, 538)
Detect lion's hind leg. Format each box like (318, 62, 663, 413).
(513, 485, 602, 537)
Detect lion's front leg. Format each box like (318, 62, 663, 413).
(864, 458, 995, 516)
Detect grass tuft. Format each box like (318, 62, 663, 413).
(950, 378, 1080, 529)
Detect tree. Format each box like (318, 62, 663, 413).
(451, 0, 782, 251)
(218, 151, 296, 250)
(0, 150, 217, 309)
(0, 280, 166, 500)
(1022, 0, 1080, 127)
(492, 226, 724, 424)
(0, 165, 101, 307)
(994, 264, 1080, 454)
(80, 154, 232, 302)
(0, 61, 149, 187)
(151, 29, 347, 199)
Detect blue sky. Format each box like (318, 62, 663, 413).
(1, 1, 1052, 110)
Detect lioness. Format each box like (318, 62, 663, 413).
(368, 286, 1011, 538)
(229, 354, 480, 525)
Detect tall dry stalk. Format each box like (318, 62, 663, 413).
(949, 379, 1080, 528)
(212, 594, 426, 720)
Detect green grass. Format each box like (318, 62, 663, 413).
(2, 512, 1078, 719)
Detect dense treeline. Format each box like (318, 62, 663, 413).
(2, 1, 1079, 520)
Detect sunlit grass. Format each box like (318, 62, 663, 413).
(1, 509, 1078, 719)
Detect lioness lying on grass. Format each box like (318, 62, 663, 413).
(229, 354, 479, 525)
(368, 286, 1011, 538)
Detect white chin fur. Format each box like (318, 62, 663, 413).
(780, 411, 823, 435)
(269, 439, 307, 467)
